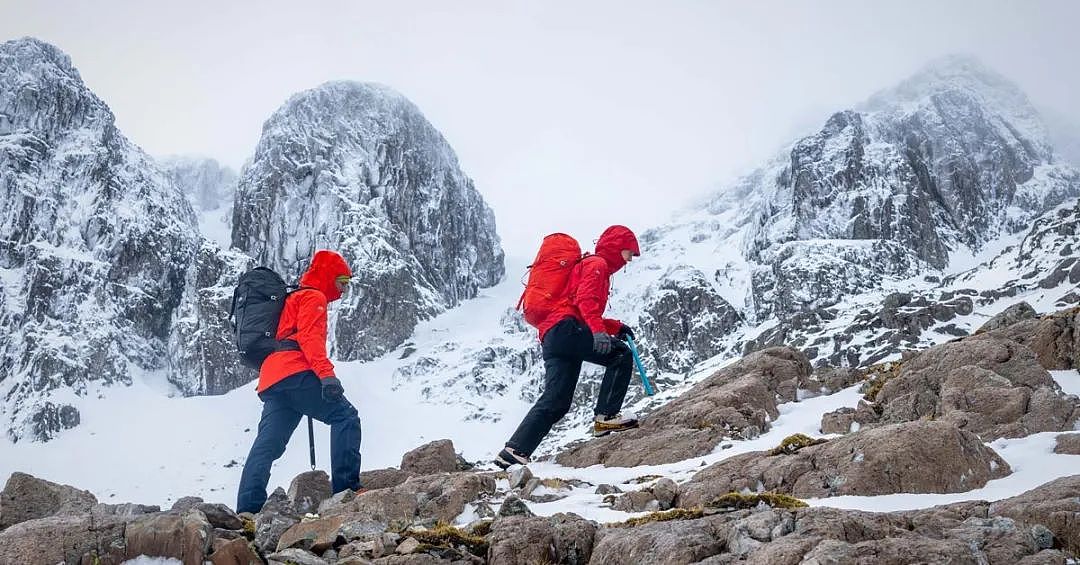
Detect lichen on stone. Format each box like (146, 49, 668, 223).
(768, 433, 827, 455)
(613, 507, 706, 528)
(709, 492, 808, 510)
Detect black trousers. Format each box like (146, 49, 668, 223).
(506, 317, 634, 456)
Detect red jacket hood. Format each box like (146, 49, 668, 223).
(594, 225, 640, 272)
(299, 250, 352, 302)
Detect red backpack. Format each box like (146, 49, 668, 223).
(516, 233, 584, 328)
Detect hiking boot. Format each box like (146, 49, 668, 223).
(593, 413, 639, 437)
(494, 447, 530, 470)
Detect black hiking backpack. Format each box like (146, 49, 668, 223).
(229, 267, 302, 369)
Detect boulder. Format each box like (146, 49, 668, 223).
(979, 302, 1038, 333)
(123, 508, 215, 565)
(360, 468, 413, 491)
(590, 513, 736, 564)
(288, 470, 333, 515)
(276, 514, 347, 553)
(254, 488, 300, 555)
(487, 513, 596, 565)
(653, 478, 678, 511)
(981, 308, 1080, 370)
(209, 536, 264, 565)
(508, 466, 533, 490)
(989, 475, 1080, 556)
(197, 502, 244, 530)
(865, 335, 1079, 440)
(678, 421, 1010, 506)
(171, 496, 205, 512)
(612, 491, 659, 513)
(557, 347, 812, 467)
(819, 401, 877, 435)
(1054, 433, 1080, 455)
(326, 472, 495, 527)
(0, 513, 126, 565)
(266, 547, 328, 565)
(0, 471, 98, 529)
(497, 495, 534, 518)
(91, 502, 161, 519)
(399, 439, 469, 475)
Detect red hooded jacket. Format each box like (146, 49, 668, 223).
(535, 225, 641, 341)
(257, 250, 353, 393)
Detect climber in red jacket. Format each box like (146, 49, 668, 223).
(496, 225, 642, 469)
(237, 250, 362, 513)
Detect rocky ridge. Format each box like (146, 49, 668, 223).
(4, 304, 1080, 563)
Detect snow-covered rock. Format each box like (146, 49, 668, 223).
(231, 81, 505, 362)
(0, 38, 200, 441)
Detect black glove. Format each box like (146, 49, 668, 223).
(321, 376, 344, 402)
(592, 332, 612, 355)
(616, 324, 635, 342)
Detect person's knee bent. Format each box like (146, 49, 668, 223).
(328, 400, 359, 426)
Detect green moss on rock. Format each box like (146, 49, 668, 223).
(409, 522, 489, 556)
(613, 507, 706, 528)
(709, 492, 808, 510)
(768, 433, 827, 455)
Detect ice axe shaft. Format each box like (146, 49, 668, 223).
(307, 415, 316, 470)
(625, 335, 655, 396)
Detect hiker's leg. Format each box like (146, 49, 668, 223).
(236, 389, 303, 513)
(506, 356, 582, 456)
(288, 372, 362, 494)
(585, 341, 635, 417)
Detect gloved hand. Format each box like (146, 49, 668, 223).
(592, 332, 612, 355)
(321, 376, 344, 402)
(616, 324, 635, 342)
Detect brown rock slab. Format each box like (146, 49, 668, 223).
(557, 347, 812, 468)
(277, 514, 347, 553)
(326, 472, 495, 527)
(124, 509, 214, 565)
(867, 335, 1080, 440)
(288, 471, 333, 516)
(359, 468, 413, 491)
(678, 421, 1010, 506)
(1054, 433, 1080, 455)
(487, 513, 596, 565)
(209, 537, 264, 565)
(0, 513, 126, 565)
(400, 439, 468, 475)
(0, 471, 98, 529)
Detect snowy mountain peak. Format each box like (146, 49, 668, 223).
(232, 78, 504, 363)
(0, 38, 201, 441)
(0, 37, 113, 137)
(863, 54, 1049, 158)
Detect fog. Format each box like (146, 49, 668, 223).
(5, 0, 1079, 254)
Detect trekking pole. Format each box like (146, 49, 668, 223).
(624, 336, 656, 396)
(307, 416, 316, 470)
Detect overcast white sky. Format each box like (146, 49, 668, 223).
(5, 1, 1079, 255)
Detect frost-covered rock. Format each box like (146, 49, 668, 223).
(612, 54, 1080, 356)
(166, 243, 252, 395)
(0, 37, 200, 441)
(637, 266, 741, 373)
(231, 81, 504, 362)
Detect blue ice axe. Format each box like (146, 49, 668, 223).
(624, 335, 655, 396)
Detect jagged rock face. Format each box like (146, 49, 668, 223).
(615, 56, 1080, 346)
(637, 267, 741, 373)
(160, 156, 237, 212)
(166, 244, 253, 396)
(232, 81, 504, 361)
(0, 38, 199, 441)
